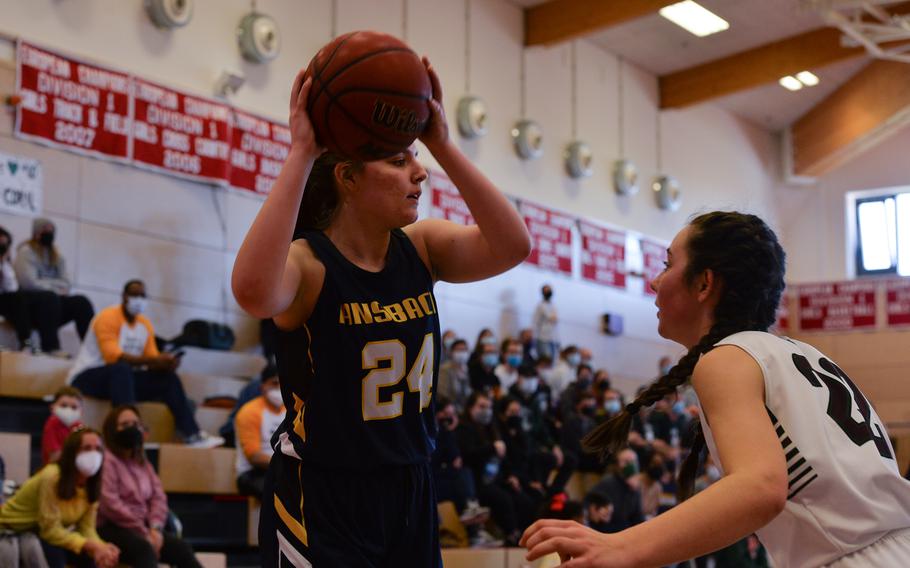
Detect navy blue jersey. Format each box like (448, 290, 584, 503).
(272, 229, 440, 469)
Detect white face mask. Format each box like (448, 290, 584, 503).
(75, 450, 103, 477)
(125, 296, 148, 316)
(452, 351, 469, 365)
(53, 406, 82, 427)
(519, 378, 539, 395)
(265, 388, 284, 408)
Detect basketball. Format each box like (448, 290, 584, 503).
(304, 30, 432, 161)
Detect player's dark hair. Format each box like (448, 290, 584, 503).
(583, 211, 786, 501)
(294, 152, 363, 235)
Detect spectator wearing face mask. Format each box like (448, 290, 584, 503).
(440, 329, 457, 363)
(533, 284, 558, 361)
(456, 392, 532, 546)
(560, 391, 603, 474)
(494, 338, 524, 393)
(648, 392, 691, 450)
(508, 366, 573, 496)
(546, 345, 581, 401)
(14, 218, 95, 351)
(558, 363, 594, 420)
(0, 428, 120, 568)
(42, 386, 85, 465)
(588, 448, 645, 533)
(469, 340, 501, 396)
(438, 338, 472, 412)
(67, 279, 223, 449)
(234, 370, 286, 498)
(98, 405, 201, 568)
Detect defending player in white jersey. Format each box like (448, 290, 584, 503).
(521, 211, 910, 567)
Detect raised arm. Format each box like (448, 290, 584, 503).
(521, 345, 788, 567)
(232, 70, 321, 318)
(407, 59, 531, 283)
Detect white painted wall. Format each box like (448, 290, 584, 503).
(0, 0, 783, 393)
(775, 125, 910, 285)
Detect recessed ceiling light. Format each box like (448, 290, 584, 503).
(659, 1, 730, 37)
(779, 76, 803, 91)
(796, 70, 819, 86)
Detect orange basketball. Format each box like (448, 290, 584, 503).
(304, 31, 432, 161)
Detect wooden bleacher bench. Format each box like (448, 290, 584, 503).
(0, 350, 70, 399)
(157, 443, 238, 494)
(178, 347, 266, 379)
(0, 432, 30, 483)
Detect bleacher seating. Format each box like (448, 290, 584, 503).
(157, 443, 239, 494)
(0, 431, 30, 483)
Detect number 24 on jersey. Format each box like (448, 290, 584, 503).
(361, 333, 434, 421)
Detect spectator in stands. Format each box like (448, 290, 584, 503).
(559, 391, 602, 474)
(218, 366, 269, 447)
(440, 328, 457, 363)
(469, 340, 500, 396)
(98, 405, 201, 568)
(42, 386, 85, 465)
(0, 226, 37, 352)
(494, 338, 523, 393)
(457, 392, 534, 546)
(588, 448, 645, 533)
(578, 346, 593, 368)
(649, 391, 691, 451)
(508, 366, 574, 496)
(640, 452, 668, 519)
(234, 369, 285, 498)
(67, 279, 223, 449)
(14, 218, 94, 350)
(583, 490, 614, 533)
(546, 345, 580, 400)
(497, 397, 548, 503)
(518, 328, 537, 367)
(595, 386, 623, 426)
(0, 428, 120, 568)
(557, 363, 593, 420)
(468, 328, 496, 368)
(532, 284, 558, 361)
(437, 338, 472, 412)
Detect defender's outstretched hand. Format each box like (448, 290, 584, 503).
(521, 519, 634, 568)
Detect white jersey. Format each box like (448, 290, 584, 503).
(699, 331, 910, 568)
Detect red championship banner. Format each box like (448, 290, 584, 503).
(520, 201, 573, 275)
(640, 237, 667, 296)
(579, 220, 626, 289)
(15, 41, 131, 160)
(132, 78, 231, 184)
(798, 281, 877, 331)
(775, 288, 791, 333)
(886, 279, 910, 327)
(229, 109, 290, 195)
(428, 169, 473, 225)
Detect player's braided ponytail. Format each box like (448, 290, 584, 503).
(294, 152, 363, 235)
(583, 211, 786, 501)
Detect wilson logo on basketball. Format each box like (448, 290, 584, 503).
(371, 100, 425, 136)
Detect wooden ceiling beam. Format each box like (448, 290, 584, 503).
(659, 2, 910, 109)
(525, 0, 673, 47)
(788, 59, 910, 178)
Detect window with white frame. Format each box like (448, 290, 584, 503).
(855, 192, 910, 276)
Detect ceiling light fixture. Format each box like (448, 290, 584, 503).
(659, 1, 730, 37)
(795, 70, 820, 86)
(779, 76, 803, 91)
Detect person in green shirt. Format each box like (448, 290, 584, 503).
(0, 428, 119, 568)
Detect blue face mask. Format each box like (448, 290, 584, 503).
(482, 353, 500, 367)
(506, 354, 522, 368)
(672, 401, 686, 415)
(604, 399, 622, 415)
(566, 353, 581, 367)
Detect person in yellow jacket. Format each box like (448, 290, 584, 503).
(0, 428, 120, 568)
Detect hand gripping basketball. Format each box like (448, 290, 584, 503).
(521, 519, 635, 567)
(289, 70, 322, 157)
(418, 56, 449, 152)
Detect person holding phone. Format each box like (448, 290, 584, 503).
(67, 279, 223, 448)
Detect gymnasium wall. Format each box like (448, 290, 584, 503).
(0, 0, 784, 393)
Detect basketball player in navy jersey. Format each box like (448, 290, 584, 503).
(232, 60, 531, 567)
(522, 212, 910, 567)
